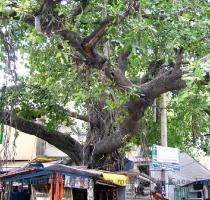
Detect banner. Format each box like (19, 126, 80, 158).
(152, 144, 180, 171)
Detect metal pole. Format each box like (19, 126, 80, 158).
(160, 93, 168, 198)
(153, 99, 157, 122)
(161, 93, 167, 147)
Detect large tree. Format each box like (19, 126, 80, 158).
(0, 0, 209, 169)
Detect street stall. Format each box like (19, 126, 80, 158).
(0, 164, 129, 200)
(125, 172, 157, 200)
(174, 179, 210, 200)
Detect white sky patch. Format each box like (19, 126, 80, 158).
(61, 0, 67, 5)
(0, 53, 28, 87)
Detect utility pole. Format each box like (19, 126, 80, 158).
(161, 93, 168, 147)
(160, 93, 168, 198)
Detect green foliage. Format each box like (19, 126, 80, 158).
(0, 0, 209, 153)
(130, 58, 210, 154)
(167, 59, 210, 154)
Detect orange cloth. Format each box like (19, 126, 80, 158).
(55, 174, 63, 200)
(49, 174, 64, 200)
(49, 175, 54, 200)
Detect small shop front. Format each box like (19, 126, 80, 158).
(0, 164, 129, 200)
(174, 179, 210, 200)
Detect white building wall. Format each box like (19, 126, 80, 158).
(0, 127, 37, 161)
(44, 142, 67, 157)
(0, 126, 68, 163)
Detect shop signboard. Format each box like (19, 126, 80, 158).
(64, 176, 92, 189)
(152, 144, 180, 171)
(65, 176, 94, 200)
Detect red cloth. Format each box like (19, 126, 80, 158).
(55, 174, 63, 200)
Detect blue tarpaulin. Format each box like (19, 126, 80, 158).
(10, 192, 30, 200)
(124, 158, 135, 171)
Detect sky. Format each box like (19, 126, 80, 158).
(0, 54, 28, 87)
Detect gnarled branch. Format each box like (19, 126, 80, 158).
(92, 66, 186, 158)
(82, 0, 139, 53)
(104, 67, 133, 91)
(82, 18, 111, 52)
(0, 111, 83, 164)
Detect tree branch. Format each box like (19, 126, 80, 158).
(58, 106, 89, 122)
(92, 67, 186, 157)
(82, 18, 111, 52)
(140, 68, 186, 98)
(67, 111, 89, 122)
(1, 0, 137, 71)
(82, 0, 139, 52)
(72, 0, 89, 23)
(0, 111, 83, 164)
(92, 102, 148, 157)
(140, 60, 164, 84)
(174, 47, 184, 69)
(118, 51, 130, 74)
(0, 83, 89, 123)
(104, 67, 133, 91)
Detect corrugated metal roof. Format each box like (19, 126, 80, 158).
(44, 164, 103, 177)
(0, 167, 38, 179)
(0, 164, 103, 181)
(182, 179, 210, 187)
(0, 164, 133, 186)
(178, 152, 210, 180)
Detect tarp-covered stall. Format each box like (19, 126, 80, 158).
(0, 164, 129, 200)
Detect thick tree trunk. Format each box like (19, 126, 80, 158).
(80, 95, 121, 169)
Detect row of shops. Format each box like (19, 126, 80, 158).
(2, 153, 209, 199)
(0, 163, 133, 200)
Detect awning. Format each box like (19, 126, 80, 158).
(32, 156, 59, 163)
(0, 164, 102, 183)
(0, 164, 130, 187)
(101, 173, 129, 186)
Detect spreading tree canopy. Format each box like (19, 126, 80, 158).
(0, 0, 209, 169)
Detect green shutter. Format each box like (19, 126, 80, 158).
(0, 131, 3, 144)
(0, 125, 4, 144)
